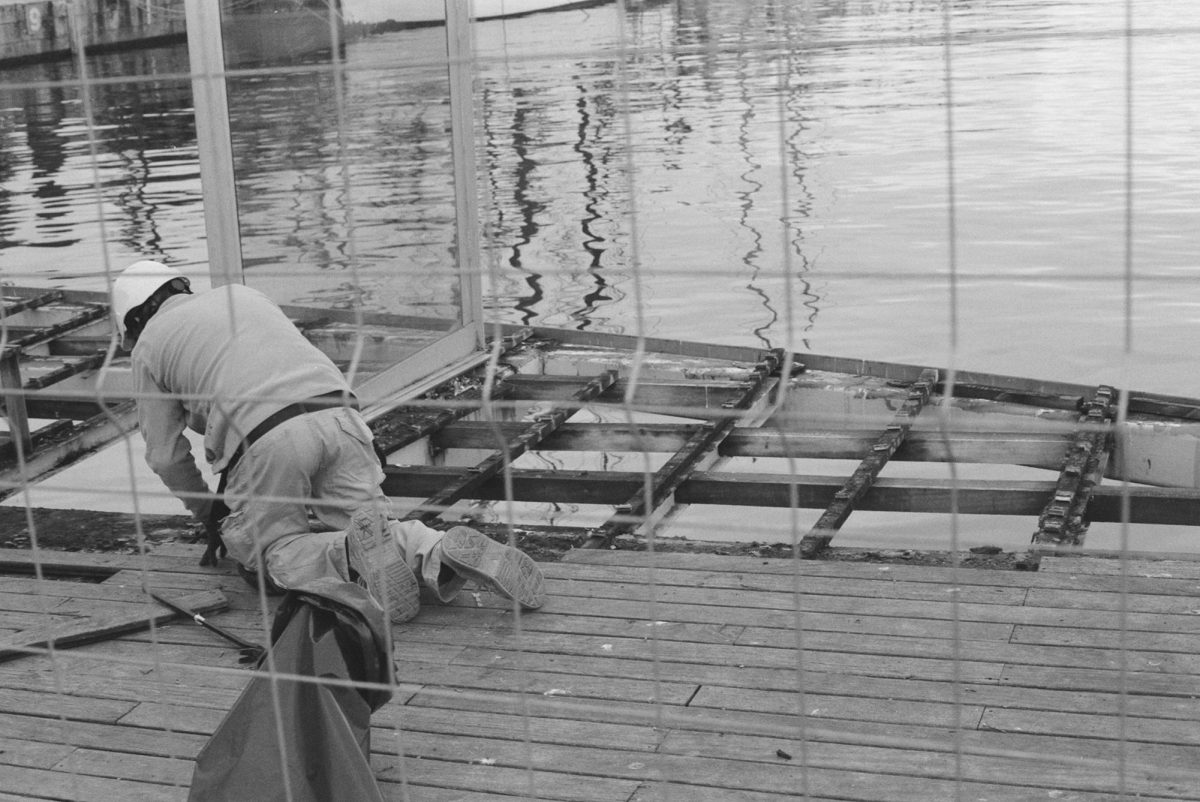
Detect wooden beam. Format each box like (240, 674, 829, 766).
(0, 401, 138, 500)
(21, 396, 119, 421)
(370, 379, 515, 457)
(1030, 386, 1117, 552)
(800, 369, 938, 557)
(500, 330, 1200, 423)
(583, 351, 784, 547)
(949, 383, 1082, 413)
(22, 353, 107, 391)
(431, 421, 1070, 469)
(4, 303, 108, 351)
(0, 420, 75, 465)
(504, 374, 747, 415)
(407, 371, 617, 522)
(1, 290, 64, 317)
(381, 466, 1200, 527)
(0, 589, 227, 664)
(0, 349, 32, 456)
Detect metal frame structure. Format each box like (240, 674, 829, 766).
(182, 0, 486, 406)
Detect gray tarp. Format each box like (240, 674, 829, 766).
(189, 579, 393, 802)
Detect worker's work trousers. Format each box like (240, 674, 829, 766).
(218, 407, 466, 601)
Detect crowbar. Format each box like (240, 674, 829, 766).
(147, 589, 266, 664)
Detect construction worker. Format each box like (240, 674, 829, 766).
(111, 259, 545, 622)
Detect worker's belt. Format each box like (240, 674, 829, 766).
(221, 390, 359, 483)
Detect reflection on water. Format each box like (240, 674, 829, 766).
(223, 27, 465, 319)
(1, 0, 1198, 391)
(0, 47, 198, 274)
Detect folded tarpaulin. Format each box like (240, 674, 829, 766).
(189, 578, 394, 802)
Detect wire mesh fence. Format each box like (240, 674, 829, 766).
(2, 0, 1199, 799)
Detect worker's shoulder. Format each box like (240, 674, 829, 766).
(180, 283, 282, 315)
(211, 283, 276, 305)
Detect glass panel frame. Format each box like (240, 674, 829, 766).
(183, 0, 483, 404)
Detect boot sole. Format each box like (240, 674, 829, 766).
(346, 507, 420, 624)
(441, 527, 546, 610)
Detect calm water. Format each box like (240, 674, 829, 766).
(2, 0, 1198, 549)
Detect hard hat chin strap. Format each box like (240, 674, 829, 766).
(124, 277, 192, 344)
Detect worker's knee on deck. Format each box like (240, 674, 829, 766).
(260, 530, 353, 590)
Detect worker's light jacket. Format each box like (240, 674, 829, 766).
(130, 284, 349, 520)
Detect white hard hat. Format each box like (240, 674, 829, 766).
(112, 260, 184, 336)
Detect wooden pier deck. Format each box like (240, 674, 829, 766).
(2, 542, 1200, 801)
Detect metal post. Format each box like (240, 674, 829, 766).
(184, 0, 244, 287)
(444, 0, 483, 344)
(0, 349, 32, 456)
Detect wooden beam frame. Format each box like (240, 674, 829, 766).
(0, 401, 138, 501)
(583, 350, 784, 547)
(381, 465, 1200, 527)
(1031, 386, 1117, 550)
(429, 421, 1071, 469)
(406, 371, 617, 523)
(504, 374, 749, 414)
(800, 369, 938, 557)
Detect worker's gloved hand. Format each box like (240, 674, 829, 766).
(200, 499, 230, 567)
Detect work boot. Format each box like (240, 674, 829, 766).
(346, 506, 420, 624)
(437, 526, 546, 610)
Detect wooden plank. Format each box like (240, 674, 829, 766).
(395, 627, 1003, 684)
(999, 663, 1200, 696)
(0, 686, 137, 723)
(800, 369, 938, 557)
(401, 610, 1200, 678)
(1023, 585, 1200, 616)
(0, 544, 219, 577)
(380, 757, 640, 802)
(536, 570, 1200, 628)
(431, 646, 1200, 724)
(112, 696, 645, 801)
(1011, 624, 1200, 654)
(534, 567, 1031, 606)
(555, 551, 1200, 598)
(0, 400, 138, 500)
(416, 596, 1014, 643)
(0, 666, 249, 704)
(399, 705, 1189, 802)
(1040, 556, 1200, 579)
(0, 589, 227, 663)
(979, 706, 1200, 746)
(658, 727, 1200, 800)
(0, 734, 75, 770)
(2, 546, 1200, 800)
(0, 765, 189, 802)
(54, 747, 192, 787)
(376, 726, 1168, 802)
